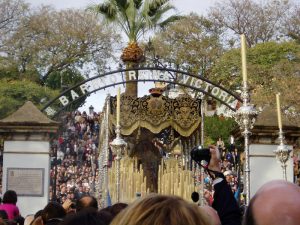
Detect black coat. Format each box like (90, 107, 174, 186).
(212, 179, 242, 225)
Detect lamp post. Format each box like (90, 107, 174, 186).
(234, 34, 258, 206)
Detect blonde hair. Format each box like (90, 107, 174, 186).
(110, 194, 213, 225)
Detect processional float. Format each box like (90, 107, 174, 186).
(96, 89, 205, 207)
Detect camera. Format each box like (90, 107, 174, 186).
(190, 146, 211, 168)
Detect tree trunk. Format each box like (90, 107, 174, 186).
(121, 42, 144, 97)
(124, 62, 138, 97)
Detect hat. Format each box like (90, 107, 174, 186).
(224, 170, 232, 176)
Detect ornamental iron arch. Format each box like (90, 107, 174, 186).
(41, 67, 242, 118)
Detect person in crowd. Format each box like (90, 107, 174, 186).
(76, 196, 98, 212)
(61, 208, 112, 225)
(110, 194, 212, 225)
(200, 206, 221, 225)
(207, 146, 241, 225)
(0, 210, 8, 220)
(203, 189, 214, 206)
(244, 180, 300, 225)
(62, 199, 76, 215)
(216, 137, 224, 150)
(233, 148, 240, 171)
(23, 215, 34, 225)
(0, 190, 20, 220)
(191, 191, 200, 205)
(103, 203, 128, 218)
(41, 202, 66, 225)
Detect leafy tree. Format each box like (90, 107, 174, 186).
(285, 4, 300, 43)
(1, 6, 119, 83)
(150, 13, 223, 76)
(210, 41, 300, 116)
(0, 79, 59, 119)
(208, 0, 291, 47)
(0, 0, 29, 47)
(92, 0, 179, 96)
(45, 69, 85, 90)
(204, 115, 237, 146)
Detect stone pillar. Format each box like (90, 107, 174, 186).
(233, 106, 300, 198)
(0, 101, 59, 217)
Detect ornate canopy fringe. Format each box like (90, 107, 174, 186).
(110, 95, 201, 137)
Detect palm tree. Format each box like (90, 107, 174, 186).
(92, 0, 178, 97)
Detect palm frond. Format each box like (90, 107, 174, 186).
(134, 0, 143, 9)
(148, 4, 175, 27)
(148, 0, 171, 17)
(94, 2, 117, 20)
(90, 0, 177, 42)
(115, 0, 129, 11)
(126, 0, 138, 41)
(158, 15, 183, 28)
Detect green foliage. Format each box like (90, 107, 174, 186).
(211, 41, 300, 87)
(1, 7, 118, 83)
(0, 79, 59, 119)
(93, 0, 178, 42)
(204, 116, 237, 145)
(211, 40, 300, 117)
(45, 69, 85, 90)
(151, 13, 223, 76)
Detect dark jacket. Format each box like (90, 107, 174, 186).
(212, 179, 242, 225)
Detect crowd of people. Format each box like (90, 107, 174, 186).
(48, 109, 245, 208)
(49, 109, 101, 204)
(0, 146, 299, 225)
(0, 107, 299, 225)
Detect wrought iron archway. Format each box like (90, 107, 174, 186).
(41, 67, 242, 118)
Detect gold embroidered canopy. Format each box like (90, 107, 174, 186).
(111, 95, 201, 137)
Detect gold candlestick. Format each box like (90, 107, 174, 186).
(116, 87, 121, 126)
(241, 34, 248, 87)
(276, 93, 282, 131)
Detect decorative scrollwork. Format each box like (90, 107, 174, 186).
(111, 95, 201, 137)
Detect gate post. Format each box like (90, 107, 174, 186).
(0, 101, 59, 216)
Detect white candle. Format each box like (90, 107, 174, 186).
(241, 34, 247, 86)
(116, 87, 121, 126)
(276, 93, 282, 130)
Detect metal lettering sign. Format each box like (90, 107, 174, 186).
(41, 67, 242, 118)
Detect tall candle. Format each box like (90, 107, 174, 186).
(276, 93, 282, 130)
(116, 87, 121, 126)
(241, 34, 247, 87)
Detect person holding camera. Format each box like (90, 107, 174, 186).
(193, 146, 242, 225)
